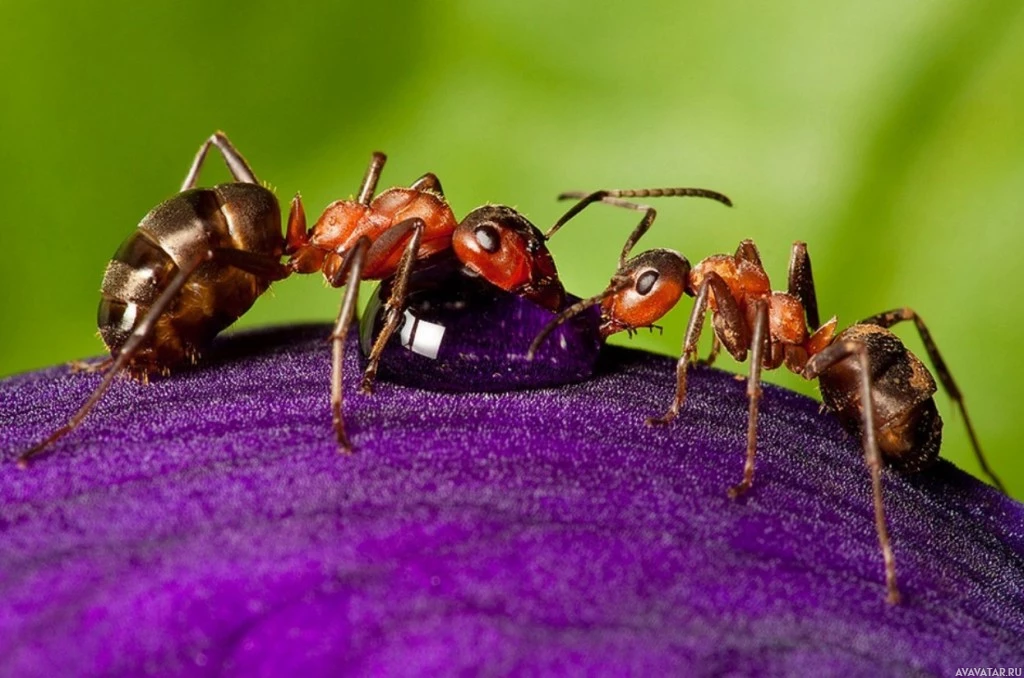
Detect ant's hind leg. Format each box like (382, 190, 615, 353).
(858, 307, 1004, 493)
(803, 339, 900, 604)
(181, 131, 258, 191)
(649, 272, 741, 426)
(788, 242, 820, 330)
(17, 250, 215, 467)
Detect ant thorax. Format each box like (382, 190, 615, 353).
(359, 253, 602, 393)
(689, 254, 770, 310)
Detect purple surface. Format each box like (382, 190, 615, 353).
(1, 323, 1023, 676)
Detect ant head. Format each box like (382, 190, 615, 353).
(600, 249, 691, 336)
(454, 205, 565, 311)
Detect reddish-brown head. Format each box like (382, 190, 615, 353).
(600, 249, 691, 336)
(453, 205, 565, 311)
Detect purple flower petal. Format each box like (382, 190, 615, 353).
(1, 324, 1022, 676)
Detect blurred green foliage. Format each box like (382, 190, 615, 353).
(1, 1, 1022, 497)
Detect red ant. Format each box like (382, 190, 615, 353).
(280, 150, 573, 451)
(17, 132, 730, 466)
(17, 132, 572, 465)
(530, 190, 1004, 604)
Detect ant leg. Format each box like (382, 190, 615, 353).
(729, 299, 769, 499)
(696, 334, 722, 367)
(360, 218, 427, 393)
(804, 340, 900, 604)
(735, 240, 763, 266)
(410, 173, 444, 196)
(788, 241, 820, 331)
(327, 237, 371, 452)
(357, 152, 388, 205)
(547, 187, 733, 240)
(17, 249, 215, 467)
(648, 278, 708, 426)
(181, 131, 258, 191)
(859, 307, 1004, 493)
(648, 272, 741, 425)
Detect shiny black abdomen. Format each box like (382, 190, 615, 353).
(817, 324, 942, 472)
(98, 183, 282, 377)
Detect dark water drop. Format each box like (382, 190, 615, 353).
(360, 255, 602, 392)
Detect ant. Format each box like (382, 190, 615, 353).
(530, 190, 1004, 604)
(17, 132, 731, 466)
(17, 132, 567, 465)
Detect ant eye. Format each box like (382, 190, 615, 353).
(474, 224, 501, 253)
(636, 269, 659, 295)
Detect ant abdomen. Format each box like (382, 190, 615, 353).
(98, 184, 283, 378)
(817, 324, 942, 472)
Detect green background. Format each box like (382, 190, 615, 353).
(1, 1, 1022, 498)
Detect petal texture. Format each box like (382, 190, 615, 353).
(1, 324, 1022, 676)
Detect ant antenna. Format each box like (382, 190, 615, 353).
(545, 187, 732, 240)
(526, 277, 631, 360)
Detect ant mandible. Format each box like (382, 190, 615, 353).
(531, 191, 1004, 604)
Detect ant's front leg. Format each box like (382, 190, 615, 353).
(326, 237, 371, 452)
(649, 272, 742, 426)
